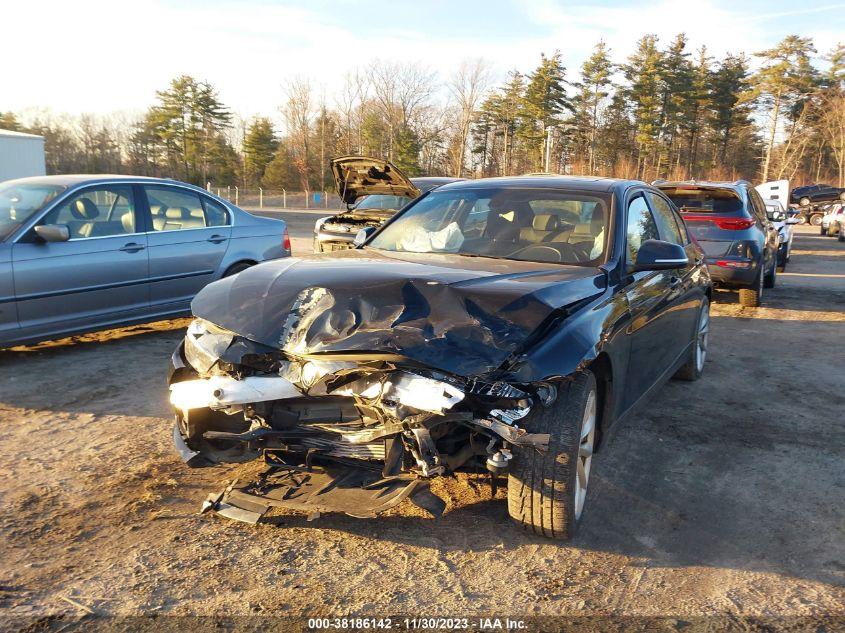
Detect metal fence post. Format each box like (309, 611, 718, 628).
(235, 186, 239, 206)
(206, 181, 211, 192)
(324, 191, 328, 208)
(305, 190, 309, 209)
(282, 189, 286, 209)
(216, 188, 220, 197)
(259, 188, 263, 208)
(226, 186, 231, 200)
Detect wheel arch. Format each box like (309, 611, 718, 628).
(586, 352, 614, 453)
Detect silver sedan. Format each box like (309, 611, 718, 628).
(0, 175, 290, 347)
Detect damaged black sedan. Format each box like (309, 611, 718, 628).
(168, 174, 711, 539)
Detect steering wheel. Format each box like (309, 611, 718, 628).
(509, 244, 563, 262)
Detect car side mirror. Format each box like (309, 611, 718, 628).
(34, 224, 70, 243)
(353, 226, 375, 247)
(632, 239, 689, 272)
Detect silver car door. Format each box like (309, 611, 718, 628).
(11, 185, 149, 340)
(142, 185, 232, 312)
(0, 243, 17, 344)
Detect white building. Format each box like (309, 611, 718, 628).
(0, 129, 46, 182)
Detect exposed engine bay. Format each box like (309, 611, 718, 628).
(170, 318, 552, 524)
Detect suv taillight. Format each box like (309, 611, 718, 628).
(681, 214, 755, 230)
(283, 228, 291, 251)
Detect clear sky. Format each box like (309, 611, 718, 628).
(6, 0, 845, 120)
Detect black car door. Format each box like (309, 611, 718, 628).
(621, 192, 677, 410)
(645, 190, 703, 361)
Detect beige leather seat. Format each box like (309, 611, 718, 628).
(162, 206, 206, 231)
(67, 198, 100, 238)
(520, 214, 563, 243)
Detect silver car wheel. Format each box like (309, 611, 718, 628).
(575, 389, 597, 521)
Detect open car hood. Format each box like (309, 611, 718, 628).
(191, 250, 606, 378)
(331, 156, 420, 205)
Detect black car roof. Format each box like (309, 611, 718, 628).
(410, 177, 465, 193)
(433, 175, 639, 194)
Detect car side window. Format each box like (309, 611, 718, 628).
(202, 198, 230, 227)
(748, 190, 767, 225)
(646, 192, 684, 245)
(39, 186, 136, 239)
(626, 194, 660, 267)
(144, 186, 206, 232)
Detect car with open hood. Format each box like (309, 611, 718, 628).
(313, 156, 462, 252)
(168, 174, 711, 540)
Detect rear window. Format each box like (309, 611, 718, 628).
(660, 187, 743, 214)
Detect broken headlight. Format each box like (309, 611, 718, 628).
(183, 318, 236, 375)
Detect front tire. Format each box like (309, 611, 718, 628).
(799, 197, 810, 207)
(508, 371, 597, 540)
(810, 214, 823, 226)
(674, 299, 710, 381)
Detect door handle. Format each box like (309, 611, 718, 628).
(119, 242, 145, 253)
(207, 235, 227, 244)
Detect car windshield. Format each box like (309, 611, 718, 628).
(367, 187, 611, 265)
(0, 183, 66, 241)
(660, 187, 743, 214)
(352, 194, 413, 212)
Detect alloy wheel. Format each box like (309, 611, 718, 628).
(575, 389, 597, 520)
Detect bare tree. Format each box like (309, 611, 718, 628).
(368, 61, 437, 159)
(447, 59, 491, 177)
(283, 77, 315, 190)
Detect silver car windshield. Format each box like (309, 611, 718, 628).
(0, 183, 66, 241)
(368, 187, 611, 265)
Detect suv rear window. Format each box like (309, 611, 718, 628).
(660, 187, 743, 214)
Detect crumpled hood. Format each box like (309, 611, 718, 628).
(192, 249, 606, 377)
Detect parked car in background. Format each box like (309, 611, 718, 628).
(169, 174, 711, 540)
(656, 180, 778, 307)
(0, 175, 289, 348)
(763, 198, 798, 270)
(791, 183, 845, 212)
(313, 156, 463, 252)
(820, 203, 844, 236)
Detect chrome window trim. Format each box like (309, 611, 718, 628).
(12, 179, 236, 244)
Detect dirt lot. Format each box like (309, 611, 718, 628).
(1, 225, 843, 628)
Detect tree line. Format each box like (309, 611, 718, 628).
(2, 34, 844, 190)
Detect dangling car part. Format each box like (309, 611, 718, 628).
(169, 174, 712, 540)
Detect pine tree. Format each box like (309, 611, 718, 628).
(521, 52, 571, 170)
(657, 34, 694, 176)
(710, 54, 753, 165)
(243, 118, 278, 186)
(573, 41, 613, 172)
(623, 35, 664, 178)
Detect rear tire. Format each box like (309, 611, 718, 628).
(810, 214, 823, 226)
(507, 371, 597, 540)
(223, 262, 253, 277)
(799, 197, 810, 207)
(738, 267, 763, 307)
(821, 226, 828, 236)
(673, 299, 710, 381)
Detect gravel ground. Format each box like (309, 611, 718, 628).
(0, 225, 843, 630)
